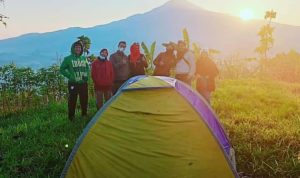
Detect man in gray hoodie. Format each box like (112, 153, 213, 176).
(110, 41, 130, 94)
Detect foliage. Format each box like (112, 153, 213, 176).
(0, 0, 8, 27)
(217, 55, 260, 80)
(264, 50, 300, 83)
(0, 63, 66, 115)
(182, 28, 190, 49)
(183, 29, 220, 60)
(213, 79, 300, 177)
(77, 35, 91, 56)
(218, 50, 300, 84)
(141, 41, 156, 75)
(255, 10, 277, 59)
(87, 54, 97, 63)
(192, 43, 201, 60)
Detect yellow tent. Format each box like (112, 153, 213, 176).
(61, 76, 238, 178)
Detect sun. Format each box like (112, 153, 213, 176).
(240, 9, 254, 21)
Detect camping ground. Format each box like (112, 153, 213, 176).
(0, 78, 299, 178)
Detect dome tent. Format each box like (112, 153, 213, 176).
(61, 76, 238, 178)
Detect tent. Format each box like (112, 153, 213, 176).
(61, 76, 239, 178)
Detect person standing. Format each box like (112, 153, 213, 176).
(175, 40, 196, 85)
(128, 43, 148, 77)
(153, 42, 176, 76)
(196, 50, 219, 104)
(110, 41, 130, 94)
(91, 49, 114, 110)
(60, 41, 90, 121)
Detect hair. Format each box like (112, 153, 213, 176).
(118, 41, 126, 46)
(100, 48, 108, 54)
(177, 40, 186, 47)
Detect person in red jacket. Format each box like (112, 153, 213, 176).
(91, 49, 114, 109)
(153, 42, 176, 76)
(129, 43, 148, 77)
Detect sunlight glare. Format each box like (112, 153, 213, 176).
(240, 9, 254, 21)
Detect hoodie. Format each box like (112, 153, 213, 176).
(60, 41, 90, 84)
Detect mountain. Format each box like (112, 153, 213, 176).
(0, 0, 300, 68)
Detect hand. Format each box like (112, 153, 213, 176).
(188, 74, 194, 80)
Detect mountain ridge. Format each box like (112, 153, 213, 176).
(0, 0, 299, 68)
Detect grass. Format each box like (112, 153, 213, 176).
(0, 101, 97, 178)
(0, 79, 299, 177)
(212, 79, 300, 177)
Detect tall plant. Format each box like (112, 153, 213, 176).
(141, 42, 156, 75)
(77, 35, 91, 56)
(255, 10, 277, 60)
(182, 28, 190, 49)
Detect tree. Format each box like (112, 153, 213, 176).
(0, 0, 8, 27)
(255, 10, 277, 59)
(77, 35, 91, 56)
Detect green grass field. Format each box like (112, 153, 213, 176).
(0, 79, 299, 178)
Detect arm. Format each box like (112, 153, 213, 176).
(153, 54, 161, 66)
(110, 54, 123, 68)
(60, 58, 71, 80)
(110, 62, 115, 83)
(187, 52, 196, 77)
(85, 58, 90, 80)
(91, 62, 97, 82)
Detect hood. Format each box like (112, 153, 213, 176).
(71, 41, 84, 56)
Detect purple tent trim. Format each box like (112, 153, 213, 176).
(175, 81, 231, 155)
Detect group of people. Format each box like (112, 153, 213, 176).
(60, 40, 219, 121)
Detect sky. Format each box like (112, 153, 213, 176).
(0, 0, 299, 40)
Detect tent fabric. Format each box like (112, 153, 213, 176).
(126, 76, 173, 89)
(61, 76, 238, 178)
(174, 81, 231, 154)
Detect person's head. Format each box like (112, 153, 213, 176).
(201, 49, 209, 59)
(130, 42, 140, 54)
(118, 41, 127, 52)
(100, 49, 109, 59)
(177, 40, 188, 53)
(72, 41, 83, 56)
(162, 42, 175, 53)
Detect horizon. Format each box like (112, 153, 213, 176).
(0, 0, 299, 40)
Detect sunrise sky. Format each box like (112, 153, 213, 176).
(0, 0, 298, 40)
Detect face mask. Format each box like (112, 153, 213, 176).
(119, 47, 125, 52)
(99, 54, 107, 61)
